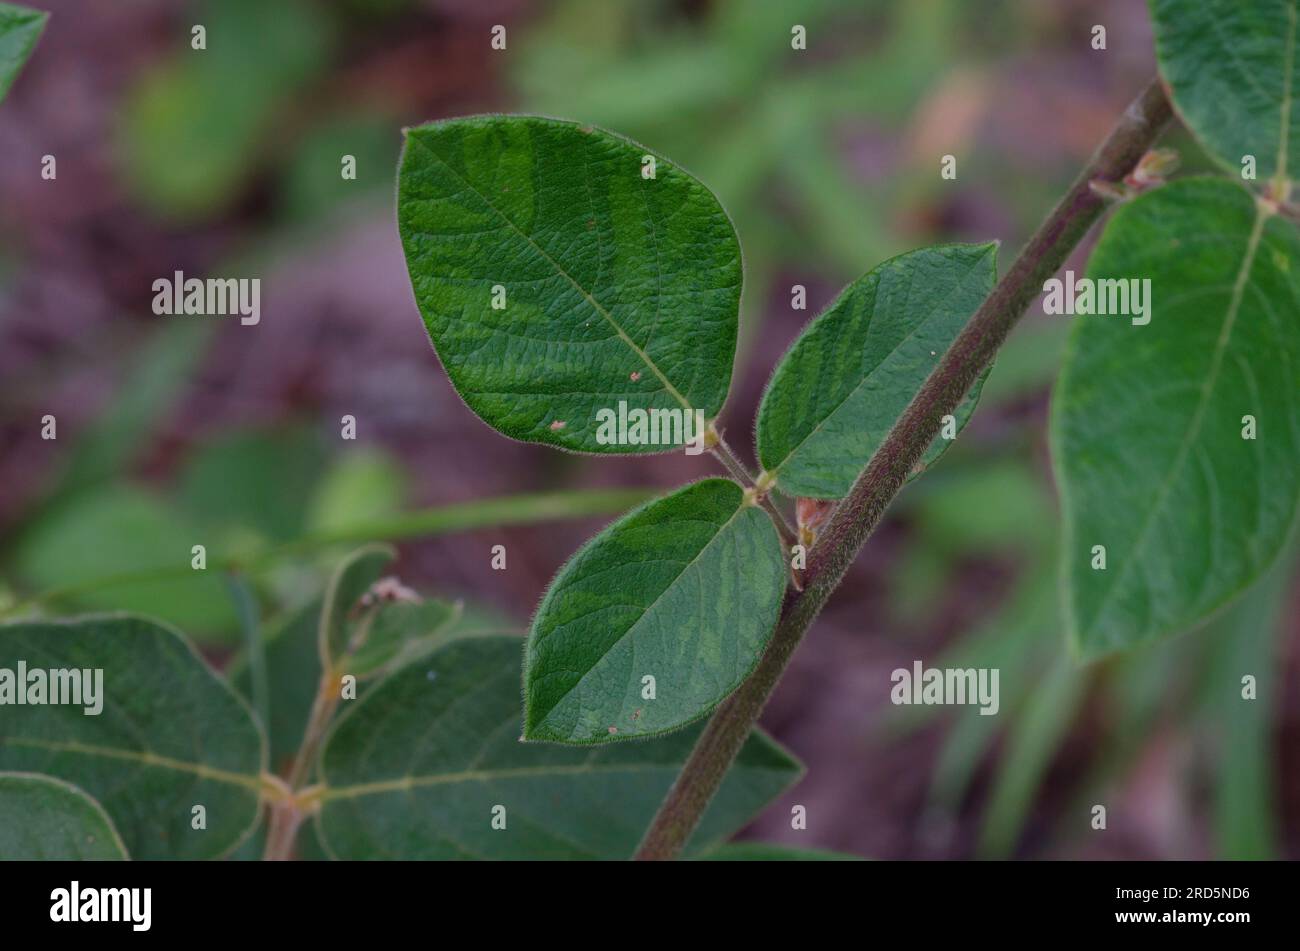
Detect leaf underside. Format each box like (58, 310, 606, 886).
(757, 243, 998, 499)
(0, 616, 265, 859)
(1053, 179, 1300, 658)
(398, 115, 742, 453)
(317, 636, 801, 860)
(524, 479, 786, 744)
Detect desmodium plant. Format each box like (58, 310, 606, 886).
(0, 0, 1296, 861)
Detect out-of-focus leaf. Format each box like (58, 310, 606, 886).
(57, 322, 213, 499)
(317, 636, 801, 859)
(347, 599, 460, 679)
(179, 427, 327, 544)
(1150, 0, 1299, 184)
(317, 544, 394, 671)
(0, 616, 265, 859)
(306, 449, 407, 536)
(279, 114, 398, 223)
(1053, 180, 1300, 657)
(230, 593, 504, 769)
(0, 773, 128, 860)
(117, 0, 331, 218)
(910, 459, 1053, 555)
(979, 320, 1069, 403)
(15, 486, 238, 638)
(230, 600, 321, 770)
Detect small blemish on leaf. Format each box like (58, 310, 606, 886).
(607, 726, 618, 734)
(630, 371, 641, 381)
(550, 420, 567, 431)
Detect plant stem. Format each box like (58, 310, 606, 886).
(1, 487, 655, 618)
(263, 665, 343, 860)
(632, 76, 1173, 861)
(709, 436, 798, 539)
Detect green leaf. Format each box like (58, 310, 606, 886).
(1052, 179, 1300, 657)
(179, 427, 326, 544)
(316, 636, 801, 859)
(314, 544, 461, 680)
(116, 0, 331, 219)
(524, 479, 786, 743)
(0, 2, 46, 103)
(15, 486, 239, 639)
(230, 600, 322, 770)
(1150, 0, 1299, 185)
(318, 543, 396, 670)
(756, 244, 998, 499)
(347, 599, 461, 678)
(230, 593, 497, 769)
(0, 615, 265, 859)
(398, 115, 742, 453)
(696, 842, 862, 861)
(306, 449, 407, 536)
(0, 773, 128, 860)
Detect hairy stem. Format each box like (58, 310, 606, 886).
(710, 436, 798, 539)
(2, 487, 654, 619)
(633, 76, 1173, 861)
(263, 664, 344, 860)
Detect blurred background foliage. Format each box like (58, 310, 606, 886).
(0, 0, 1294, 860)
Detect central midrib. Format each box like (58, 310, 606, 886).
(408, 132, 694, 412)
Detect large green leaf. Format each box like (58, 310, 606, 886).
(1052, 179, 1300, 657)
(316, 636, 801, 859)
(398, 115, 741, 453)
(524, 479, 786, 743)
(756, 244, 997, 499)
(0, 2, 45, 102)
(1150, 0, 1299, 185)
(0, 773, 128, 860)
(0, 615, 265, 859)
